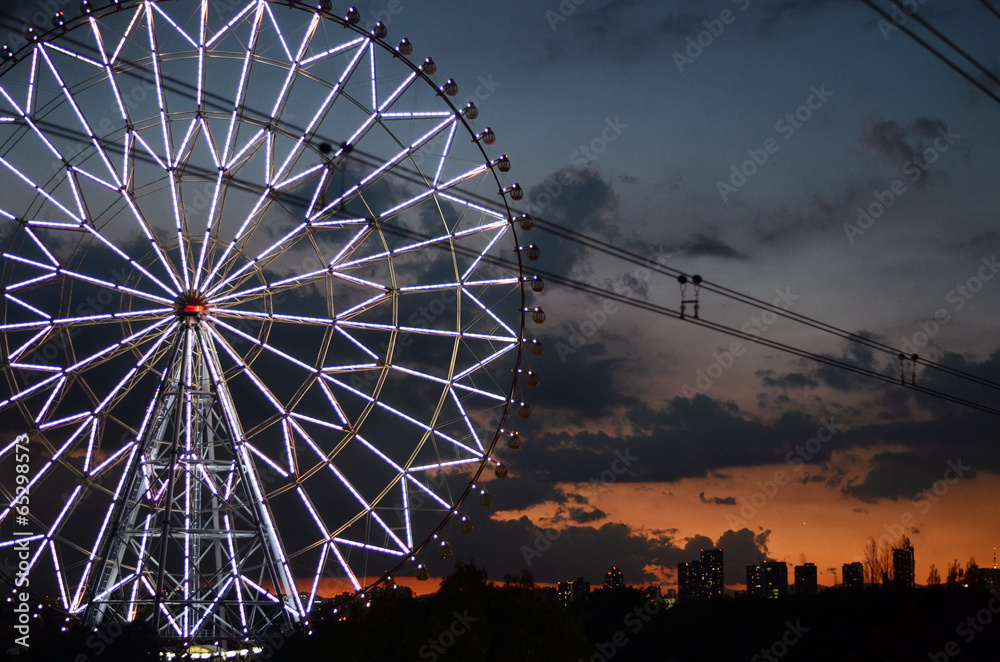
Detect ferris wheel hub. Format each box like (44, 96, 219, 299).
(174, 291, 210, 319)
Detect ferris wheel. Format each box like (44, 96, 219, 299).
(0, 0, 538, 649)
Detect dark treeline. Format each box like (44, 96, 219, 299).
(7, 562, 1000, 661)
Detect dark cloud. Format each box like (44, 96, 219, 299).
(433, 509, 771, 588)
(567, 507, 608, 523)
(529, 341, 642, 426)
(857, 115, 965, 187)
(698, 491, 737, 506)
(538, 1, 702, 65)
(757, 369, 820, 389)
(842, 449, 952, 503)
(860, 118, 918, 166)
(678, 232, 748, 260)
(716, 528, 772, 585)
(523, 166, 621, 277)
(515, 396, 836, 484)
(509, 345, 1000, 504)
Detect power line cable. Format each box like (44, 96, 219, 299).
(858, 0, 1000, 106)
(979, 0, 1000, 23)
(886, 0, 1000, 88)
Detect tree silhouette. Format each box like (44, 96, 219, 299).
(926, 563, 941, 586)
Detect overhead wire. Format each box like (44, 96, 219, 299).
(371, 219, 1000, 418)
(857, 0, 1000, 107)
(884, 0, 1000, 88)
(982, 0, 1000, 22)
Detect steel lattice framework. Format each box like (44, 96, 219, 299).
(0, 0, 532, 650)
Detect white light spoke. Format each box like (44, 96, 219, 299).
(50, 540, 71, 611)
(359, 117, 458, 189)
(34, 374, 66, 423)
(334, 327, 380, 361)
(198, 191, 272, 292)
(145, 7, 174, 165)
(64, 317, 173, 375)
(337, 320, 516, 345)
(274, 161, 323, 191)
(207, 0, 256, 47)
(438, 165, 491, 193)
(398, 283, 461, 294)
(352, 433, 405, 476)
(263, 1, 293, 62)
(203, 325, 288, 415)
(312, 183, 359, 220)
(88, 18, 128, 120)
(463, 287, 518, 338)
(405, 474, 453, 510)
(94, 329, 174, 412)
(38, 47, 121, 188)
(335, 232, 452, 269)
(333, 537, 407, 558)
(72, 165, 118, 192)
(434, 123, 458, 186)
(80, 224, 176, 297)
(0, 425, 84, 525)
(326, 225, 371, 267)
(5, 293, 51, 319)
(449, 380, 509, 402)
(8, 363, 61, 372)
(174, 118, 200, 169)
(43, 43, 102, 68)
(452, 343, 518, 381)
(330, 270, 388, 291)
(194, 170, 227, 283)
(224, 127, 265, 170)
(410, 458, 480, 472)
(0, 155, 82, 223)
(378, 400, 476, 455)
(121, 196, 184, 292)
(1, 252, 55, 272)
(129, 130, 168, 170)
(110, 6, 143, 64)
(212, 267, 326, 302)
(379, 188, 435, 219)
(245, 442, 288, 480)
(9, 328, 51, 362)
(462, 225, 508, 281)
(449, 388, 484, 451)
(38, 411, 92, 431)
(167, 171, 191, 291)
(297, 487, 329, 539)
(329, 543, 362, 591)
(212, 318, 317, 374)
(0, 306, 169, 332)
(26, 48, 38, 115)
(150, 2, 198, 48)
(89, 441, 135, 479)
(334, 292, 391, 320)
(439, 192, 508, 220)
(382, 111, 453, 119)
(215, 309, 333, 325)
(22, 118, 64, 160)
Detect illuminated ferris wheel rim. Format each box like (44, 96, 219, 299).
(0, 0, 535, 644)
